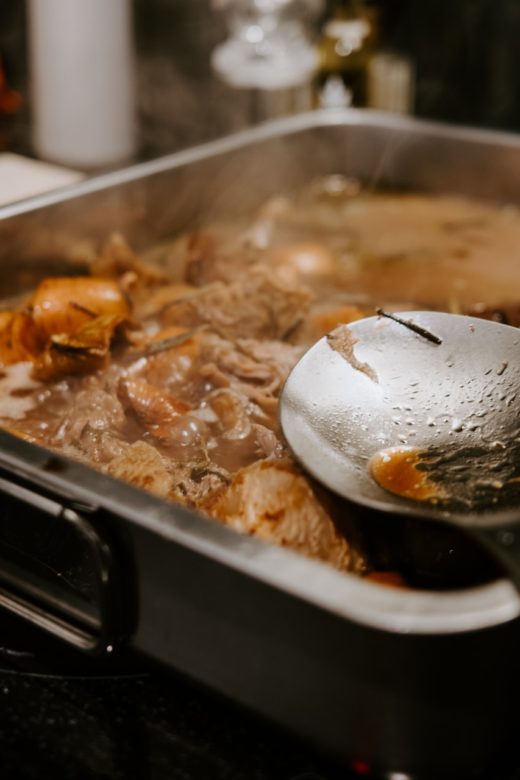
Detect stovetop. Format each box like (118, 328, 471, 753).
(1, 611, 519, 780)
(0, 612, 354, 780)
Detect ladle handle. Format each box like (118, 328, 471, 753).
(472, 523, 520, 591)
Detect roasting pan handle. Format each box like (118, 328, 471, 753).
(0, 472, 136, 655)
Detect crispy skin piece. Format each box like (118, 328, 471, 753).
(202, 459, 367, 573)
(31, 276, 130, 339)
(32, 313, 125, 381)
(0, 311, 43, 365)
(106, 441, 172, 498)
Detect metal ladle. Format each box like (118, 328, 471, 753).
(279, 311, 520, 589)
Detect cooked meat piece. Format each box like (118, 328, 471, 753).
(129, 327, 203, 390)
(21, 380, 130, 463)
(204, 336, 300, 421)
(201, 336, 279, 390)
(118, 377, 209, 455)
(202, 460, 367, 573)
(69, 383, 125, 434)
(91, 233, 169, 291)
(198, 334, 301, 398)
(32, 313, 126, 382)
(234, 338, 303, 380)
(205, 388, 252, 440)
(106, 440, 173, 498)
(136, 329, 301, 426)
(65, 427, 128, 465)
(162, 265, 312, 340)
(184, 230, 260, 286)
(195, 389, 284, 471)
(53, 382, 126, 443)
(31, 276, 130, 339)
(184, 231, 220, 286)
(119, 378, 190, 428)
(0, 312, 43, 365)
(133, 283, 196, 319)
(251, 423, 283, 459)
(170, 461, 231, 507)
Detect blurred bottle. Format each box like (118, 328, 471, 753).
(367, 50, 415, 114)
(0, 53, 23, 151)
(211, 0, 322, 126)
(27, 0, 137, 169)
(315, 0, 375, 108)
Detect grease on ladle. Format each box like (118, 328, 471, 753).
(370, 440, 520, 513)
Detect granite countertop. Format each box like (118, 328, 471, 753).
(2, 610, 520, 780)
(0, 613, 351, 780)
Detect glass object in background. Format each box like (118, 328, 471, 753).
(211, 0, 322, 125)
(315, 0, 376, 108)
(0, 52, 22, 151)
(367, 50, 415, 114)
(27, 0, 137, 170)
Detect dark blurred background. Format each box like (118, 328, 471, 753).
(1, 0, 520, 162)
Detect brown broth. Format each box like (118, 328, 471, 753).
(2, 181, 520, 587)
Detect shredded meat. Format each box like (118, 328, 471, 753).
(184, 230, 261, 286)
(5, 185, 520, 587)
(202, 460, 366, 573)
(106, 441, 172, 497)
(162, 265, 313, 340)
(170, 461, 231, 506)
(55, 382, 126, 442)
(52, 380, 128, 464)
(196, 333, 303, 415)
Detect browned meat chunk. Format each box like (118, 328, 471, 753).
(31, 275, 130, 339)
(106, 441, 173, 498)
(202, 460, 367, 573)
(106, 440, 230, 505)
(162, 266, 312, 340)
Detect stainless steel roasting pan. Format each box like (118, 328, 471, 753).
(1, 110, 520, 779)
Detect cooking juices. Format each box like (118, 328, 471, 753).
(1, 177, 520, 587)
(370, 441, 520, 512)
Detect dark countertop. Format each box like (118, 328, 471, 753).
(0, 613, 353, 780)
(1, 611, 520, 780)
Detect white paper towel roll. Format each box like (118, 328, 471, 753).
(27, 0, 136, 169)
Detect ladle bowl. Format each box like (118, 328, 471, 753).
(279, 311, 520, 588)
